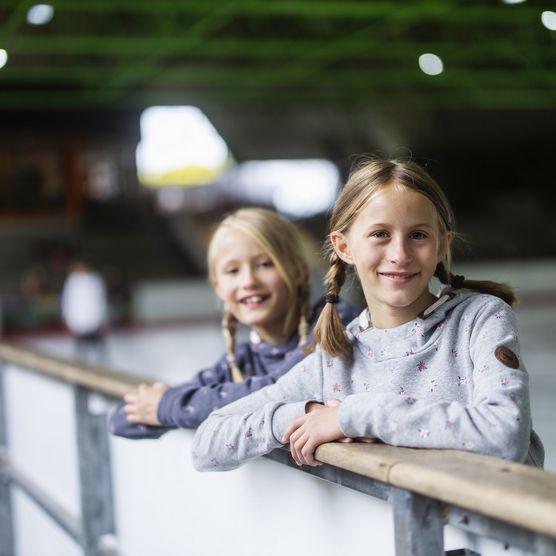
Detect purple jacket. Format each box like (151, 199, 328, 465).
(109, 298, 358, 439)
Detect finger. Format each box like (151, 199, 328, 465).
(126, 412, 139, 423)
(300, 439, 317, 466)
(123, 393, 137, 403)
(288, 428, 304, 463)
(290, 430, 309, 466)
(282, 415, 307, 443)
(337, 437, 353, 443)
(357, 437, 378, 444)
(282, 423, 296, 444)
(326, 399, 341, 407)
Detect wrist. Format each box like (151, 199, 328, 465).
(305, 401, 323, 413)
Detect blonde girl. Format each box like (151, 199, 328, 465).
(192, 159, 544, 470)
(110, 208, 358, 439)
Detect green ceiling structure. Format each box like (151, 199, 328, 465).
(1, 0, 555, 111)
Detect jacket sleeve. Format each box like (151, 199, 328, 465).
(109, 300, 358, 440)
(108, 400, 176, 439)
(108, 353, 234, 438)
(157, 356, 289, 429)
(338, 298, 534, 463)
(192, 352, 323, 472)
(108, 350, 304, 439)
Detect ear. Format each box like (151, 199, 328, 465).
(330, 231, 353, 265)
(437, 231, 453, 262)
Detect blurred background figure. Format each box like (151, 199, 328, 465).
(61, 258, 108, 364)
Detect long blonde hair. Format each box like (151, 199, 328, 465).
(313, 158, 517, 359)
(208, 208, 311, 382)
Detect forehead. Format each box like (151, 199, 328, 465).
(355, 184, 438, 225)
(211, 227, 267, 262)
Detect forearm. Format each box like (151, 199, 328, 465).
(339, 388, 531, 461)
(157, 374, 279, 428)
(192, 400, 307, 472)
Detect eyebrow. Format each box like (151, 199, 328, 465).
(366, 222, 435, 230)
(219, 252, 269, 266)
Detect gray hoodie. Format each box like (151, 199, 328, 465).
(192, 291, 544, 471)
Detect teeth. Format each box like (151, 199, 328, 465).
(244, 295, 263, 303)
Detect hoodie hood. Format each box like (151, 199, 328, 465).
(345, 289, 477, 363)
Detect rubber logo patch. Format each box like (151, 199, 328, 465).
(494, 346, 519, 369)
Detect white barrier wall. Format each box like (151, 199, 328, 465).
(3, 364, 537, 556)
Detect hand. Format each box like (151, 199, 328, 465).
(282, 400, 345, 467)
(306, 400, 352, 444)
(124, 382, 169, 426)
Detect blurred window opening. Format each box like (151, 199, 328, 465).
(26, 4, 55, 25)
(231, 160, 339, 219)
(136, 106, 232, 188)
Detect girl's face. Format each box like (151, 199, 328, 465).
(331, 184, 447, 329)
(211, 228, 292, 344)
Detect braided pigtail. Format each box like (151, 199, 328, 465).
(296, 278, 311, 347)
(222, 308, 244, 382)
(435, 263, 518, 307)
(311, 255, 352, 359)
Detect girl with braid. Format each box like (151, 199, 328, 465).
(109, 208, 358, 439)
(192, 158, 544, 471)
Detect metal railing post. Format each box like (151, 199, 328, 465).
(74, 386, 117, 556)
(392, 487, 444, 556)
(0, 364, 15, 556)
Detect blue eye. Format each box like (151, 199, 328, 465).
(371, 230, 389, 239)
(258, 260, 273, 268)
(410, 231, 428, 240)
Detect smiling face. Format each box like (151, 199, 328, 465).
(331, 183, 448, 329)
(210, 227, 292, 344)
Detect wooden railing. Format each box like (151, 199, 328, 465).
(1, 340, 556, 556)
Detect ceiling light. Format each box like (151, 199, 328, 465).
(0, 49, 7, 69)
(541, 11, 556, 31)
(501, 0, 527, 4)
(26, 4, 55, 25)
(418, 53, 444, 76)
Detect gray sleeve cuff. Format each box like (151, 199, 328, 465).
(337, 394, 378, 438)
(271, 401, 309, 444)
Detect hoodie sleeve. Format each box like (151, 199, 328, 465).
(192, 352, 323, 472)
(109, 300, 359, 439)
(108, 352, 240, 438)
(338, 297, 539, 464)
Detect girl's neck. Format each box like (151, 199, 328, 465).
(252, 322, 296, 346)
(367, 290, 438, 329)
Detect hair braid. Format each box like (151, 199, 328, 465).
(222, 308, 243, 382)
(434, 262, 450, 285)
(296, 279, 311, 347)
(312, 255, 352, 358)
(435, 263, 517, 307)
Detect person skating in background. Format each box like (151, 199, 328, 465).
(61, 258, 108, 364)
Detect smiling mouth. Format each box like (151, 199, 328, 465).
(379, 272, 419, 282)
(240, 294, 270, 305)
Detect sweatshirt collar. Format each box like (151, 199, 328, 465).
(357, 291, 454, 333)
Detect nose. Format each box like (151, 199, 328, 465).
(388, 235, 413, 265)
(239, 266, 258, 288)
